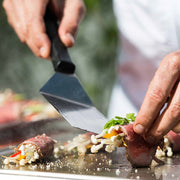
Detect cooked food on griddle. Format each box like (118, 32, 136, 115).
(62, 114, 135, 155)
(118, 123, 162, 167)
(165, 131, 180, 153)
(60, 113, 180, 167)
(62, 132, 96, 156)
(0, 89, 60, 124)
(3, 134, 56, 166)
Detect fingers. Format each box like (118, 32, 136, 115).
(145, 81, 180, 142)
(134, 51, 180, 139)
(58, 0, 86, 47)
(3, 0, 86, 58)
(3, 0, 51, 58)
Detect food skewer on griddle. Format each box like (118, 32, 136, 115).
(3, 134, 56, 166)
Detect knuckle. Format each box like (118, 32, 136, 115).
(168, 103, 180, 119)
(148, 88, 164, 103)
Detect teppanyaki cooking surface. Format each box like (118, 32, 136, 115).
(0, 118, 180, 180)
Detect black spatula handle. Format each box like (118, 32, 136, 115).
(44, 8, 75, 74)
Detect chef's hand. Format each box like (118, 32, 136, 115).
(134, 51, 180, 143)
(3, 0, 85, 58)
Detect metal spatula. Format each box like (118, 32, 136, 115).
(40, 9, 108, 133)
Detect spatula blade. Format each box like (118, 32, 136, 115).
(40, 72, 108, 133)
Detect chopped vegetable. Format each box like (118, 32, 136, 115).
(103, 130, 118, 139)
(10, 151, 21, 158)
(18, 154, 26, 161)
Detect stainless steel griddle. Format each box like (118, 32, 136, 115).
(0, 118, 180, 180)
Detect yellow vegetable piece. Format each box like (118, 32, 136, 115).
(18, 154, 26, 161)
(103, 130, 118, 139)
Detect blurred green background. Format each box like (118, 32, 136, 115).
(0, 0, 118, 116)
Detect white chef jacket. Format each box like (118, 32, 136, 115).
(108, 0, 180, 118)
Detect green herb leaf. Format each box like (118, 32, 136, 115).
(126, 113, 136, 121)
(103, 113, 136, 130)
(103, 117, 128, 130)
